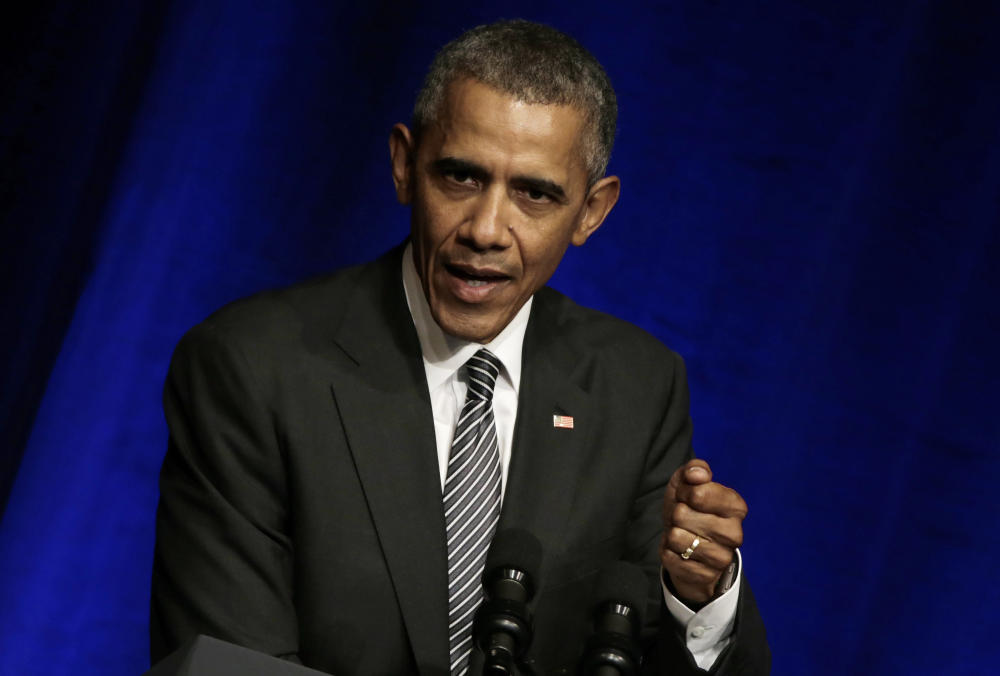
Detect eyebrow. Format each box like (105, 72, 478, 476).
(512, 174, 568, 203)
(432, 157, 488, 180)
(432, 156, 569, 204)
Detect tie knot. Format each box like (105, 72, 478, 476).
(465, 348, 502, 401)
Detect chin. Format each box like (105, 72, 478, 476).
(442, 322, 496, 344)
(434, 308, 500, 343)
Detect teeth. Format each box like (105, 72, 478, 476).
(467, 279, 487, 287)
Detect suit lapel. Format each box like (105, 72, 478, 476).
(500, 291, 595, 578)
(326, 260, 592, 670)
(328, 249, 449, 674)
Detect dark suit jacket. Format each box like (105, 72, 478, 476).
(151, 245, 769, 674)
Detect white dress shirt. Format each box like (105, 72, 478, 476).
(401, 243, 530, 495)
(401, 243, 739, 670)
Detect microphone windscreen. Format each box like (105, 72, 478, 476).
(593, 561, 650, 628)
(485, 528, 543, 582)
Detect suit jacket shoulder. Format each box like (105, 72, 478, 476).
(179, 254, 381, 358)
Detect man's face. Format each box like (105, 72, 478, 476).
(390, 78, 620, 343)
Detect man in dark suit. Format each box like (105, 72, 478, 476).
(151, 20, 769, 675)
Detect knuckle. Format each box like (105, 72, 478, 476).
(668, 526, 688, 550)
(707, 546, 733, 569)
(718, 521, 743, 548)
(717, 484, 746, 514)
(688, 484, 711, 510)
(734, 494, 748, 519)
(672, 501, 691, 525)
(688, 483, 719, 513)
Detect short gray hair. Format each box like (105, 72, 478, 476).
(413, 20, 617, 186)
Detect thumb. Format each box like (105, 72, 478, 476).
(682, 458, 712, 485)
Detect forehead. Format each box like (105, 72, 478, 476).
(425, 79, 589, 186)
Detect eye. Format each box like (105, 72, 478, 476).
(447, 170, 476, 186)
(522, 188, 552, 203)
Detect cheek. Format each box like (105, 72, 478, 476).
(415, 196, 464, 250)
(518, 227, 574, 280)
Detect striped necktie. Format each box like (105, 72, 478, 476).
(444, 348, 503, 675)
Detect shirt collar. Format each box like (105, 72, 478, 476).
(402, 241, 531, 394)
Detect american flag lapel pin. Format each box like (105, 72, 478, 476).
(552, 414, 574, 429)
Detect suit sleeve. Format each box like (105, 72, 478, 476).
(150, 323, 300, 664)
(632, 352, 771, 675)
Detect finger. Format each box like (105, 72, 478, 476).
(682, 459, 712, 485)
(662, 547, 725, 581)
(669, 502, 744, 549)
(664, 526, 735, 570)
(661, 548, 724, 603)
(675, 481, 748, 519)
(665, 460, 711, 514)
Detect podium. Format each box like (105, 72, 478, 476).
(144, 635, 331, 676)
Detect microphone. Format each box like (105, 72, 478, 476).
(473, 528, 543, 675)
(580, 561, 650, 675)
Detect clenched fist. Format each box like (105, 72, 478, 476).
(661, 459, 747, 604)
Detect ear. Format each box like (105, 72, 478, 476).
(571, 175, 621, 246)
(389, 123, 416, 205)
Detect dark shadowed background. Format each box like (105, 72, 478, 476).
(1, 1, 997, 674)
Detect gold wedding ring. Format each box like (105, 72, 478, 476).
(681, 536, 701, 560)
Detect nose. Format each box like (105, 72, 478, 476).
(458, 185, 513, 251)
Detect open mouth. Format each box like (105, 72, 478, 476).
(445, 263, 510, 285)
(443, 263, 511, 301)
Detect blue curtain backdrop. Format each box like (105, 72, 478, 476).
(2, 1, 997, 674)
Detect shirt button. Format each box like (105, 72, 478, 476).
(691, 626, 706, 638)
